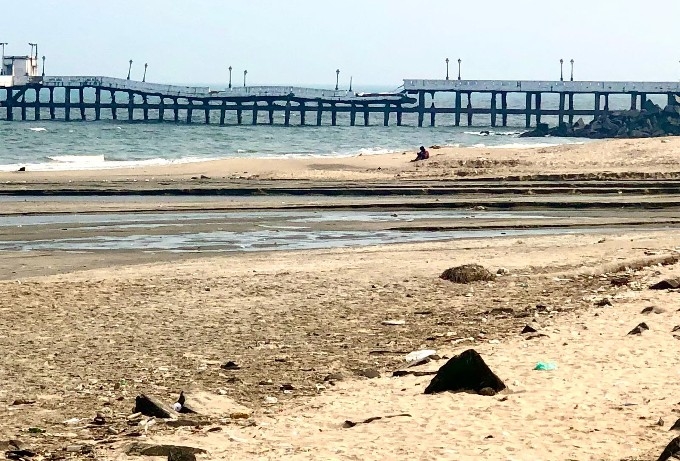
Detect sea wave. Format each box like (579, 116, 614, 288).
(463, 130, 523, 136)
(29, 127, 48, 132)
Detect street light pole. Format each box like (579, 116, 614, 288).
(28, 43, 37, 75)
(335, 69, 340, 91)
(445, 58, 449, 80)
(570, 59, 574, 81)
(243, 69, 247, 87)
(143, 63, 148, 82)
(42, 56, 45, 77)
(0, 42, 7, 75)
(127, 60, 133, 80)
(228, 66, 232, 89)
(457, 58, 462, 80)
(560, 59, 564, 82)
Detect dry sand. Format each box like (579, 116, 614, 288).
(2, 138, 680, 460)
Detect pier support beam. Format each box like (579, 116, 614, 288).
(6, 88, 13, 121)
(604, 94, 609, 113)
(64, 88, 71, 122)
(79, 88, 86, 120)
(159, 98, 165, 122)
(173, 98, 179, 122)
(568, 93, 574, 125)
(284, 101, 291, 126)
(396, 104, 402, 126)
(501, 92, 508, 127)
(21, 93, 26, 121)
(524, 93, 531, 128)
(535, 92, 542, 125)
(594, 93, 601, 118)
(236, 102, 243, 125)
(490, 92, 497, 127)
(430, 102, 436, 127)
(383, 104, 390, 126)
(95, 88, 101, 121)
(268, 105, 274, 124)
(630, 92, 637, 110)
(363, 104, 370, 126)
(300, 102, 306, 126)
(110, 90, 117, 120)
(203, 100, 210, 124)
(252, 102, 259, 125)
(417, 91, 425, 127)
(144, 95, 150, 122)
(454, 91, 462, 126)
(34, 88, 40, 121)
(466, 92, 473, 127)
(558, 92, 565, 126)
(187, 100, 193, 124)
(317, 102, 323, 126)
(219, 100, 226, 125)
(350, 104, 356, 126)
(128, 92, 134, 122)
(49, 88, 55, 120)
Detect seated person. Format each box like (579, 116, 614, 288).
(411, 146, 430, 162)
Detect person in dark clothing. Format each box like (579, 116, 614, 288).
(411, 146, 430, 162)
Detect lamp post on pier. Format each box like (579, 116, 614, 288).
(41, 56, 45, 77)
(560, 59, 564, 82)
(0, 42, 7, 75)
(143, 63, 148, 82)
(243, 69, 247, 87)
(445, 58, 450, 80)
(228, 66, 232, 89)
(29, 43, 37, 75)
(335, 69, 340, 91)
(570, 59, 574, 81)
(457, 58, 462, 80)
(127, 60, 133, 80)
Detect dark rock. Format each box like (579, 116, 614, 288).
(656, 436, 680, 461)
(672, 326, 680, 333)
(220, 361, 240, 370)
(424, 349, 506, 395)
(670, 418, 680, 431)
(17, 167, 25, 172)
(521, 325, 537, 334)
(280, 383, 295, 392)
(168, 448, 197, 461)
(641, 306, 666, 315)
(525, 333, 550, 340)
(595, 298, 612, 307)
(627, 322, 650, 336)
(126, 443, 206, 457)
(134, 394, 175, 419)
(478, 387, 497, 396)
(5, 449, 35, 459)
(356, 369, 381, 379)
(488, 307, 514, 316)
(440, 264, 495, 284)
(650, 278, 680, 290)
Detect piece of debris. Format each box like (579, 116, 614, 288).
(496, 267, 508, 275)
(610, 275, 631, 286)
(487, 307, 514, 316)
(405, 350, 437, 366)
(672, 326, 680, 333)
(424, 349, 506, 395)
(658, 418, 666, 427)
(93, 413, 107, 425)
(534, 362, 557, 371)
(525, 333, 550, 340)
(641, 306, 667, 315)
(627, 322, 650, 336)
(324, 373, 344, 382)
(382, 319, 406, 326)
(521, 325, 537, 334)
(342, 413, 412, 429)
(392, 370, 438, 378)
(650, 278, 680, 290)
(5, 449, 35, 460)
(595, 298, 612, 307)
(134, 394, 175, 419)
(356, 369, 381, 379)
(440, 264, 495, 284)
(11, 399, 36, 406)
(280, 384, 295, 392)
(220, 361, 241, 370)
(656, 436, 680, 461)
(125, 443, 206, 458)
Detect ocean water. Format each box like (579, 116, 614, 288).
(3, 85, 654, 172)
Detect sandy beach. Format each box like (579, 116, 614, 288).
(1, 138, 680, 461)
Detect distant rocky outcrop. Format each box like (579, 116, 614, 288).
(520, 100, 680, 139)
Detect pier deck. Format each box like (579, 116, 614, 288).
(1, 76, 678, 127)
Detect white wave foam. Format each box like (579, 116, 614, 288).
(29, 127, 47, 132)
(0, 155, 220, 172)
(463, 130, 523, 137)
(472, 141, 585, 149)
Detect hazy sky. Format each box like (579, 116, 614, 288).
(3, 0, 679, 87)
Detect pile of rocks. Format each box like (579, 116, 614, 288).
(520, 99, 680, 139)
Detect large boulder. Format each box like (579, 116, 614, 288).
(440, 264, 495, 284)
(424, 349, 506, 395)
